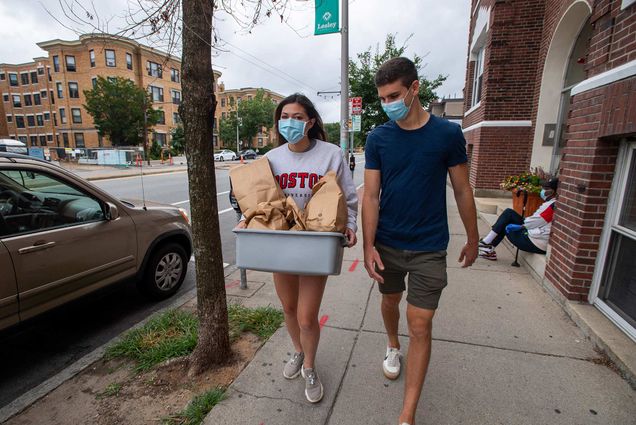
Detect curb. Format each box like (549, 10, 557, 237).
(0, 287, 196, 424)
(82, 167, 188, 181)
(0, 263, 238, 423)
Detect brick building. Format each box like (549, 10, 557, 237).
(464, 0, 636, 342)
(0, 34, 222, 149)
(215, 84, 284, 150)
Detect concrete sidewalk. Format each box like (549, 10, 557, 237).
(205, 188, 635, 425)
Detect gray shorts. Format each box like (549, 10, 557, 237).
(375, 243, 448, 310)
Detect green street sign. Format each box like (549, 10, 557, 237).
(315, 0, 339, 35)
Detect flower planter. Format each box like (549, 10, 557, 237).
(511, 189, 543, 217)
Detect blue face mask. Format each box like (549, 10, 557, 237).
(278, 118, 307, 145)
(540, 189, 548, 200)
(381, 85, 416, 121)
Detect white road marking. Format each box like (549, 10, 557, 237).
(189, 257, 230, 268)
(170, 191, 231, 206)
(356, 183, 364, 190)
(95, 170, 188, 182)
(219, 207, 234, 215)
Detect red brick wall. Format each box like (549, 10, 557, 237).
(588, 0, 636, 75)
(465, 126, 533, 189)
(545, 76, 635, 300)
(463, 0, 546, 191)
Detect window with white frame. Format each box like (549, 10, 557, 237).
(56, 82, 64, 99)
(8, 73, 18, 86)
(105, 49, 116, 67)
(12, 94, 21, 107)
(149, 85, 164, 102)
(71, 108, 82, 124)
(89, 50, 96, 67)
(36, 114, 44, 126)
(68, 82, 79, 98)
(126, 53, 133, 70)
(65, 55, 76, 72)
(471, 46, 485, 107)
(59, 107, 67, 124)
(147, 61, 162, 78)
(171, 89, 181, 104)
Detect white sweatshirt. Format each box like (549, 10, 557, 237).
(524, 199, 556, 251)
(265, 140, 358, 232)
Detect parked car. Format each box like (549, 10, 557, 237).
(214, 150, 237, 162)
(0, 152, 192, 331)
(0, 139, 28, 155)
(238, 149, 257, 160)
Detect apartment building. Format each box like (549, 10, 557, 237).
(0, 57, 57, 147)
(1, 33, 222, 149)
(215, 84, 285, 149)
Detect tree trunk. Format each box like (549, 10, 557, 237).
(181, 0, 231, 376)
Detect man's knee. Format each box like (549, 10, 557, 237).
(407, 309, 434, 340)
(382, 292, 402, 309)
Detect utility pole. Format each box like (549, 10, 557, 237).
(339, 0, 349, 157)
(143, 101, 150, 166)
(235, 107, 240, 154)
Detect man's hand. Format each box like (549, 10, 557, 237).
(364, 246, 385, 283)
(235, 220, 247, 230)
(459, 241, 478, 268)
(344, 228, 357, 247)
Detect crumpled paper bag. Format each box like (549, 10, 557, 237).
(285, 196, 307, 231)
(229, 157, 285, 214)
(244, 199, 290, 230)
(304, 171, 348, 233)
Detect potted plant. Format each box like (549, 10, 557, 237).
(500, 168, 548, 216)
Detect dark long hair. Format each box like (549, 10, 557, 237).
(274, 93, 327, 146)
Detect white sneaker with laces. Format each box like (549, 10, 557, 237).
(383, 346, 401, 380)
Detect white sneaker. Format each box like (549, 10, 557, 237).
(383, 346, 401, 380)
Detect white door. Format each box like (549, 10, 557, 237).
(590, 141, 636, 342)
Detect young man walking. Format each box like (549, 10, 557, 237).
(362, 57, 479, 425)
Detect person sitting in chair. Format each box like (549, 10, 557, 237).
(478, 178, 558, 261)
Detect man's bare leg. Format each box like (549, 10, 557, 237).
(381, 292, 403, 350)
(398, 303, 435, 425)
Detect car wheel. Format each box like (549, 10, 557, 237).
(232, 155, 237, 161)
(139, 242, 188, 300)
(219, 156, 224, 161)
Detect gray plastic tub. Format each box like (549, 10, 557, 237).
(234, 229, 347, 276)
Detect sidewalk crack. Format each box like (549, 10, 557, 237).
(323, 281, 375, 425)
(232, 388, 307, 408)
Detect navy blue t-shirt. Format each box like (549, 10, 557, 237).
(365, 115, 467, 251)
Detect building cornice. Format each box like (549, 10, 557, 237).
(571, 59, 636, 96)
(462, 120, 532, 133)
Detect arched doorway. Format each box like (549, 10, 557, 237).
(531, 0, 592, 174)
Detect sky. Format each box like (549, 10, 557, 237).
(0, 0, 470, 123)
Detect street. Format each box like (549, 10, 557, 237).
(0, 155, 365, 410)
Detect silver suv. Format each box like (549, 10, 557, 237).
(0, 153, 192, 331)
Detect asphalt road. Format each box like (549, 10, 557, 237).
(0, 154, 365, 410)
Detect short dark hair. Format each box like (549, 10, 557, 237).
(274, 93, 327, 146)
(375, 57, 418, 88)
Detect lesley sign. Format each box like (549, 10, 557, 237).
(315, 0, 339, 36)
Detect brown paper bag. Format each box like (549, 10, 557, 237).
(229, 157, 285, 214)
(285, 196, 307, 231)
(304, 171, 348, 233)
(244, 200, 290, 230)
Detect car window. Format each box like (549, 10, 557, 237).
(0, 169, 105, 238)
